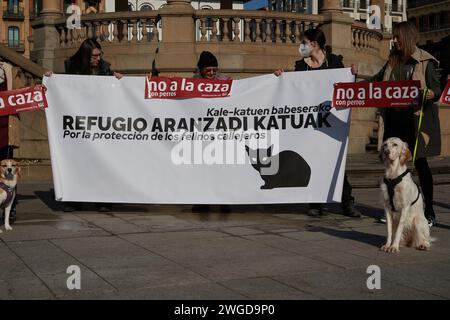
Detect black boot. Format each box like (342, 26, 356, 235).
(63, 202, 82, 212)
(341, 201, 362, 218)
(96, 203, 112, 212)
(307, 203, 326, 216)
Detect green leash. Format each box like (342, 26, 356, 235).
(413, 87, 428, 163)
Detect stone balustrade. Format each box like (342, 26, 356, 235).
(194, 9, 323, 43)
(54, 11, 161, 47)
(351, 22, 383, 54)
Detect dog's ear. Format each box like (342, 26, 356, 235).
(17, 165, 21, 178)
(400, 143, 412, 165)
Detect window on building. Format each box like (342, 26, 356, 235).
(8, 26, 20, 47)
(392, 0, 399, 12)
(140, 3, 153, 11)
(7, 0, 19, 13)
(418, 16, 424, 32)
(360, 0, 367, 10)
(429, 14, 436, 31)
(33, 0, 43, 16)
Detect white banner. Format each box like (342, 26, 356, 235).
(44, 70, 353, 204)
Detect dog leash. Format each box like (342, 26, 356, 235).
(412, 87, 428, 163)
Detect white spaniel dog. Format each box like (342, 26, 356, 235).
(379, 137, 431, 253)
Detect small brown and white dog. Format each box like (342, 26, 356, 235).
(379, 137, 431, 253)
(0, 159, 20, 233)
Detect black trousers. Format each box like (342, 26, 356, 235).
(310, 173, 353, 210)
(414, 157, 435, 218)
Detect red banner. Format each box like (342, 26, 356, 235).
(0, 85, 48, 116)
(439, 79, 450, 105)
(145, 76, 233, 99)
(332, 80, 421, 108)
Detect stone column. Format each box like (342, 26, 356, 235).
(156, 0, 197, 75)
(41, 0, 61, 16)
(319, 0, 342, 13)
(31, 0, 62, 70)
(318, 0, 353, 55)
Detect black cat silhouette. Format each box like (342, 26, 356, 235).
(245, 145, 311, 189)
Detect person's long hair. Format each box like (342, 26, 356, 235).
(69, 38, 102, 75)
(303, 28, 333, 54)
(389, 22, 418, 68)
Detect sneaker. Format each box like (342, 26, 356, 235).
(307, 207, 322, 216)
(342, 202, 361, 218)
(63, 203, 76, 212)
(97, 205, 111, 213)
(377, 216, 386, 224)
(427, 216, 436, 228)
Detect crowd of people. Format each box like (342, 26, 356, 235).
(1, 21, 443, 228)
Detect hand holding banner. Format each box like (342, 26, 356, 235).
(145, 76, 233, 99)
(333, 80, 421, 108)
(0, 85, 48, 116)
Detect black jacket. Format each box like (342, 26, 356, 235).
(64, 58, 114, 76)
(294, 53, 344, 71)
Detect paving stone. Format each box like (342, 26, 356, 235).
(124, 235, 335, 281)
(0, 277, 55, 299)
(0, 243, 36, 280)
(122, 230, 229, 247)
(380, 260, 450, 299)
(220, 227, 265, 236)
(0, 223, 110, 242)
(8, 240, 115, 296)
(275, 268, 444, 300)
(51, 236, 209, 290)
(218, 277, 303, 297)
(89, 217, 147, 234)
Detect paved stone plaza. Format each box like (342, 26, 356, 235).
(1, 180, 449, 300)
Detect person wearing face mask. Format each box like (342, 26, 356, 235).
(361, 22, 441, 227)
(275, 28, 360, 218)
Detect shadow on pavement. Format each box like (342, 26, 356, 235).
(307, 225, 384, 247)
(34, 189, 149, 213)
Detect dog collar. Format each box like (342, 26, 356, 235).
(383, 169, 420, 212)
(0, 182, 14, 209)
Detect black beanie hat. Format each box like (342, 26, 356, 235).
(197, 51, 218, 69)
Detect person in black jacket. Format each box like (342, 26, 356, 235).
(65, 38, 122, 78)
(45, 38, 122, 212)
(275, 28, 360, 218)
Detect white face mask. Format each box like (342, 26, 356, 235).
(299, 43, 311, 58)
